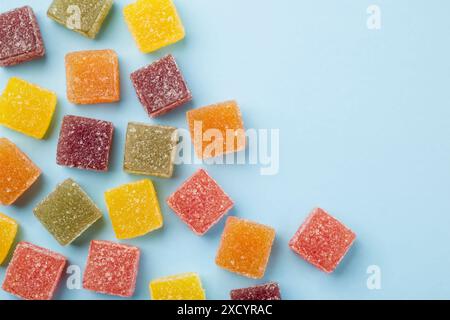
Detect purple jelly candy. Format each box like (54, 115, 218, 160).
(230, 282, 282, 300)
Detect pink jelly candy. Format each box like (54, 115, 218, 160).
(230, 282, 282, 300)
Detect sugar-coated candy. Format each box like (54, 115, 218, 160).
(187, 101, 246, 159)
(34, 179, 103, 246)
(105, 179, 163, 240)
(124, 122, 178, 178)
(0, 138, 41, 205)
(130, 54, 191, 118)
(2, 242, 67, 300)
(0, 77, 57, 139)
(0, 213, 18, 265)
(124, 0, 185, 53)
(289, 208, 356, 273)
(65, 49, 120, 104)
(56, 115, 114, 171)
(0, 6, 45, 67)
(167, 169, 233, 235)
(216, 217, 275, 279)
(47, 0, 113, 39)
(150, 273, 206, 300)
(83, 240, 140, 297)
(230, 282, 281, 300)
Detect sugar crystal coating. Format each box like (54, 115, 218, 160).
(289, 208, 356, 273)
(0, 213, 18, 264)
(167, 169, 233, 235)
(83, 240, 140, 297)
(2, 242, 67, 300)
(230, 282, 282, 300)
(150, 272, 206, 300)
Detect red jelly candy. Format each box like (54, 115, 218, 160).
(230, 282, 282, 300)
(289, 208, 356, 273)
(2, 242, 67, 300)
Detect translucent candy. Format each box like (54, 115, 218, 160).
(187, 101, 246, 159)
(123, 0, 185, 53)
(83, 240, 140, 297)
(0, 6, 45, 67)
(124, 122, 178, 178)
(0, 138, 41, 205)
(0, 213, 18, 265)
(47, 0, 113, 39)
(56, 115, 114, 171)
(65, 49, 120, 104)
(167, 169, 233, 235)
(2, 242, 67, 300)
(230, 282, 281, 300)
(105, 179, 163, 240)
(0, 77, 57, 139)
(215, 216, 275, 279)
(289, 208, 356, 273)
(131, 54, 191, 117)
(34, 179, 103, 246)
(150, 273, 206, 300)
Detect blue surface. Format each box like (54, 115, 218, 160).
(1, 0, 450, 300)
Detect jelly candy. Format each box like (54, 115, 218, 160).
(34, 179, 103, 246)
(230, 282, 281, 300)
(289, 208, 356, 273)
(56, 115, 114, 171)
(150, 272, 205, 300)
(130, 54, 191, 117)
(167, 169, 233, 235)
(124, 0, 185, 53)
(216, 216, 275, 279)
(0, 213, 18, 264)
(0, 77, 57, 139)
(83, 240, 140, 297)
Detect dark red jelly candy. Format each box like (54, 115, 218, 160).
(230, 282, 282, 300)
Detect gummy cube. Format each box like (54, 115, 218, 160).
(123, 0, 185, 53)
(289, 208, 356, 273)
(56, 115, 114, 171)
(187, 101, 246, 159)
(131, 54, 191, 118)
(105, 179, 163, 240)
(0, 138, 41, 205)
(124, 122, 178, 178)
(230, 282, 282, 300)
(0, 213, 18, 265)
(47, 0, 113, 39)
(215, 217, 275, 279)
(0, 77, 57, 139)
(167, 169, 233, 235)
(83, 240, 140, 297)
(34, 179, 103, 246)
(0, 6, 45, 67)
(65, 49, 120, 104)
(2, 242, 67, 300)
(150, 273, 206, 300)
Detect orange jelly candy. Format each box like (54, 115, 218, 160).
(0, 138, 41, 205)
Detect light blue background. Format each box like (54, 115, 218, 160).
(1, 0, 450, 300)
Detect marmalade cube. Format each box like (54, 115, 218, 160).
(0, 213, 18, 264)
(230, 282, 282, 300)
(150, 272, 206, 300)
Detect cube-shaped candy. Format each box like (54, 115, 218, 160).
(216, 217, 275, 279)
(289, 208, 356, 273)
(0, 6, 45, 67)
(123, 0, 185, 53)
(47, 0, 113, 39)
(167, 169, 233, 235)
(65, 50, 120, 104)
(0, 77, 57, 139)
(0, 213, 18, 265)
(56, 115, 114, 171)
(230, 282, 281, 300)
(124, 122, 178, 178)
(150, 273, 206, 300)
(187, 101, 246, 159)
(105, 179, 163, 240)
(0, 138, 41, 205)
(2, 242, 67, 300)
(83, 240, 140, 297)
(34, 179, 103, 246)
(131, 54, 191, 118)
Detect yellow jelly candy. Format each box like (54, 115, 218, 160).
(150, 273, 206, 300)
(0, 213, 18, 264)
(123, 0, 185, 53)
(0, 77, 57, 139)
(104, 179, 163, 239)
